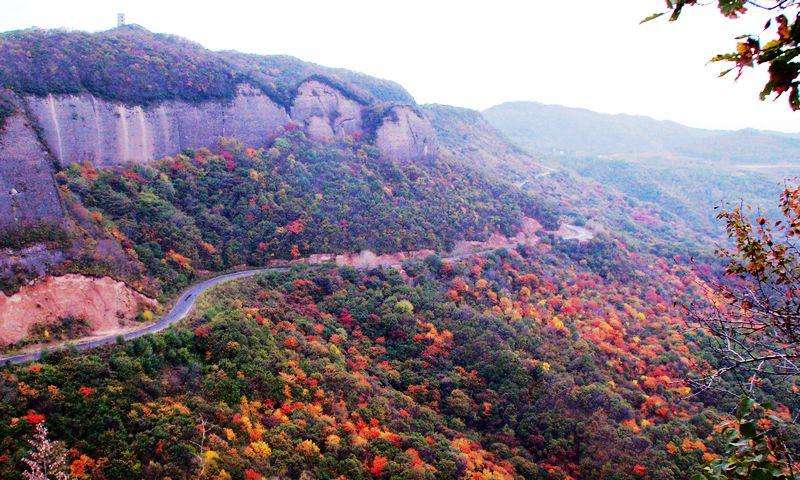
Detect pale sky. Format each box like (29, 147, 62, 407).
(2, 0, 797, 132)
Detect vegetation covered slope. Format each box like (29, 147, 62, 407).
(0, 239, 755, 480)
(483, 101, 800, 240)
(58, 131, 555, 297)
(557, 156, 800, 235)
(426, 104, 713, 254)
(483, 101, 800, 162)
(0, 26, 413, 107)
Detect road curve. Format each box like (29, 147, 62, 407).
(0, 268, 280, 367)
(0, 229, 593, 368)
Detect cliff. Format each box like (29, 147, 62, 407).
(0, 92, 64, 227)
(0, 27, 438, 230)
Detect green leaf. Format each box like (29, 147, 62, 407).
(739, 421, 757, 438)
(641, 12, 666, 24)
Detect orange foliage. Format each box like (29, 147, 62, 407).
(367, 455, 388, 477)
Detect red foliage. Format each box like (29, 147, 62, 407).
(78, 386, 95, 398)
(286, 219, 305, 234)
(244, 469, 263, 480)
(367, 455, 388, 477)
(338, 309, 355, 329)
(24, 411, 46, 425)
(194, 325, 212, 337)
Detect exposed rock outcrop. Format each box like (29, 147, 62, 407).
(0, 95, 64, 226)
(290, 79, 364, 141)
(375, 106, 437, 163)
(0, 274, 157, 346)
(21, 82, 438, 172)
(25, 84, 290, 167)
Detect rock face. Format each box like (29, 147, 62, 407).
(0, 274, 157, 346)
(22, 82, 436, 171)
(1, 81, 439, 231)
(290, 80, 363, 141)
(24, 84, 290, 167)
(0, 96, 64, 226)
(375, 106, 437, 163)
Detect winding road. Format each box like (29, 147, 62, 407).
(0, 268, 280, 367)
(0, 222, 595, 368)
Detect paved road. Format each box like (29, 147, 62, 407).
(0, 268, 279, 367)
(0, 229, 592, 367)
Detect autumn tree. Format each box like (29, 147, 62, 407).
(21, 423, 69, 480)
(687, 186, 800, 478)
(646, 0, 800, 109)
(689, 185, 800, 395)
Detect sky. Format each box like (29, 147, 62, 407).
(2, 0, 797, 132)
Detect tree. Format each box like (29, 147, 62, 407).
(687, 185, 800, 396)
(646, 0, 800, 109)
(696, 397, 797, 480)
(21, 423, 69, 480)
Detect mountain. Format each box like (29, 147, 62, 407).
(483, 101, 800, 163)
(484, 101, 800, 234)
(0, 25, 435, 232)
(0, 26, 786, 480)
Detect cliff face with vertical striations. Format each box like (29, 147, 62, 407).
(23, 84, 290, 168)
(0, 27, 439, 230)
(0, 92, 64, 227)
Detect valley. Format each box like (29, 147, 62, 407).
(0, 20, 797, 480)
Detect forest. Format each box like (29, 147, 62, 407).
(5, 235, 782, 479)
(53, 131, 555, 298)
(3, 4, 800, 478)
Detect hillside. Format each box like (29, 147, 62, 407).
(484, 101, 800, 234)
(0, 25, 781, 480)
(0, 25, 413, 107)
(0, 240, 746, 480)
(483, 101, 800, 163)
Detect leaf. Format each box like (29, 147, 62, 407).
(641, 12, 666, 24)
(739, 421, 758, 438)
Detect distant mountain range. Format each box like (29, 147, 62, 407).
(484, 101, 800, 164)
(484, 101, 800, 235)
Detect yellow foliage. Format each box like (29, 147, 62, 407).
(249, 441, 272, 458)
(296, 439, 320, 457)
(540, 362, 551, 372)
(203, 450, 219, 465)
(326, 434, 341, 449)
(213, 470, 231, 480)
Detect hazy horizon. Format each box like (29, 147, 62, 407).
(2, 0, 797, 133)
